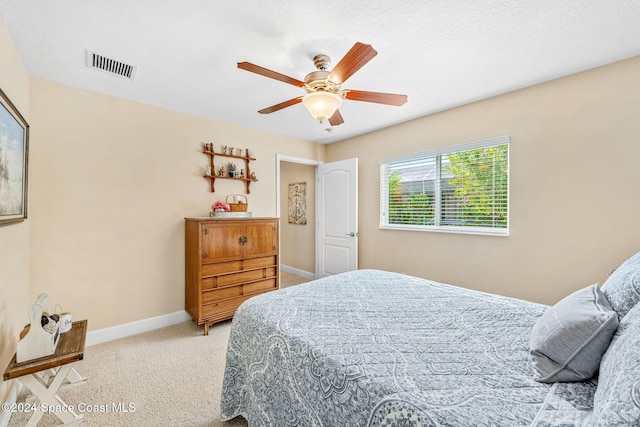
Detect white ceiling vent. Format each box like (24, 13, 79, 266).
(86, 50, 136, 80)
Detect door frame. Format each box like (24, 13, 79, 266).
(276, 154, 323, 280)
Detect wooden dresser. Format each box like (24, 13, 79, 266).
(184, 217, 279, 335)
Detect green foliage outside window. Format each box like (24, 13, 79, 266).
(444, 145, 508, 228)
(387, 170, 434, 225)
(385, 143, 508, 230)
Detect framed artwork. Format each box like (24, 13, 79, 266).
(288, 182, 307, 225)
(0, 88, 29, 226)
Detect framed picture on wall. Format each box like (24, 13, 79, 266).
(0, 88, 29, 226)
(288, 182, 307, 225)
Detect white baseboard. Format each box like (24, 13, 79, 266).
(86, 310, 191, 347)
(281, 265, 316, 281)
(0, 381, 22, 427)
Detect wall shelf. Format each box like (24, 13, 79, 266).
(203, 149, 256, 193)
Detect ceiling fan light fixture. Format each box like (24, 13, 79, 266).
(239, 42, 406, 126)
(302, 91, 342, 123)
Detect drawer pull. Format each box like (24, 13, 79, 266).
(238, 236, 248, 246)
(202, 252, 208, 258)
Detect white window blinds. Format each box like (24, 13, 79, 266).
(380, 136, 509, 235)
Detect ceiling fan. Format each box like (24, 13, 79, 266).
(237, 42, 408, 126)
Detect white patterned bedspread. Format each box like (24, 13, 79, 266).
(220, 269, 595, 426)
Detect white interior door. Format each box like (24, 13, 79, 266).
(317, 158, 358, 277)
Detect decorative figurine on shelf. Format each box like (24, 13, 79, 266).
(228, 162, 238, 178)
(240, 169, 245, 178)
(250, 172, 259, 182)
(218, 165, 225, 176)
(221, 145, 227, 155)
(228, 146, 235, 156)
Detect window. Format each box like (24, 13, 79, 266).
(380, 136, 509, 235)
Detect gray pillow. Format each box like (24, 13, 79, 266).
(529, 284, 619, 383)
(601, 250, 640, 319)
(593, 301, 640, 425)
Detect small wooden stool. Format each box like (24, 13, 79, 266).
(4, 320, 88, 426)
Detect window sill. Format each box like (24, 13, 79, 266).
(380, 224, 509, 237)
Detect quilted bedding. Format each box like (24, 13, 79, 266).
(220, 269, 596, 426)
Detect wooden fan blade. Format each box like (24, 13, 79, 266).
(344, 90, 408, 106)
(327, 42, 377, 84)
(258, 97, 303, 114)
(328, 109, 344, 126)
(238, 62, 305, 87)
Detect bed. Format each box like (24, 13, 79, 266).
(220, 261, 640, 426)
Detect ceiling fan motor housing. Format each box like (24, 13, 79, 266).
(304, 54, 342, 94)
(313, 54, 331, 70)
(304, 70, 341, 94)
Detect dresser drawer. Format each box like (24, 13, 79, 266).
(201, 260, 242, 277)
(243, 278, 277, 294)
(202, 285, 243, 304)
(201, 277, 216, 291)
(244, 256, 277, 269)
(202, 294, 254, 318)
(217, 267, 276, 287)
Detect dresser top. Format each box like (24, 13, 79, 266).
(184, 217, 279, 221)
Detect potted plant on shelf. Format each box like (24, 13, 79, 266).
(228, 162, 238, 178)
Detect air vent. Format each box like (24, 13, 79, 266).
(86, 50, 136, 80)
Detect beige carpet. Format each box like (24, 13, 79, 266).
(8, 273, 308, 427)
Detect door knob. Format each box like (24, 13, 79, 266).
(346, 232, 355, 237)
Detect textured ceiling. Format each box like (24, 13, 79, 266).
(1, 1, 639, 144)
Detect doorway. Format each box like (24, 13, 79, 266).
(277, 155, 321, 280)
(276, 155, 359, 281)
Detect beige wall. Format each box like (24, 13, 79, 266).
(0, 20, 31, 407)
(28, 78, 324, 331)
(280, 162, 316, 274)
(4, 17, 638, 378)
(327, 56, 640, 305)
